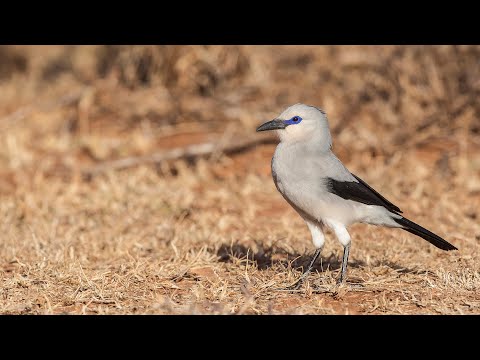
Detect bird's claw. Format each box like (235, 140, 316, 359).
(336, 277, 365, 289)
(276, 280, 304, 292)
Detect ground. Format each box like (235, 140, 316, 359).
(0, 45, 479, 314)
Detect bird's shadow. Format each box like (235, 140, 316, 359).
(217, 241, 361, 272)
(217, 241, 423, 274)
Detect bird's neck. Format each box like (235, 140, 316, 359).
(279, 133, 332, 154)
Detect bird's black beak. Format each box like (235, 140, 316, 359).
(256, 119, 286, 132)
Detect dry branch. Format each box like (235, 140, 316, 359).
(0, 90, 84, 129)
(82, 135, 277, 176)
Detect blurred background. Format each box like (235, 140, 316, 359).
(1, 46, 479, 314)
(0, 45, 479, 189)
(1, 45, 479, 187)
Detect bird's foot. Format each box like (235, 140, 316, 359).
(310, 285, 335, 294)
(344, 283, 365, 290)
(287, 280, 303, 291)
(276, 279, 305, 292)
(276, 269, 315, 291)
(336, 277, 365, 290)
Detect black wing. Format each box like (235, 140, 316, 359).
(325, 173, 402, 214)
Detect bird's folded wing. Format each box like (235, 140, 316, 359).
(325, 173, 402, 214)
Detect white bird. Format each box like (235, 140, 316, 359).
(256, 103, 457, 288)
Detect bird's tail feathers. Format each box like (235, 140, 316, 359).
(394, 217, 457, 251)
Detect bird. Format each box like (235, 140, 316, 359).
(256, 103, 457, 289)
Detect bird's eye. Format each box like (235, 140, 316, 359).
(284, 115, 302, 125)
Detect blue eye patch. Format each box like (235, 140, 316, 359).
(284, 116, 303, 126)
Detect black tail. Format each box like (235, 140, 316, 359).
(394, 217, 457, 251)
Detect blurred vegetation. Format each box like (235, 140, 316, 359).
(0, 45, 479, 184)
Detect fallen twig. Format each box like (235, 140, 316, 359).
(82, 134, 277, 176)
(0, 90, 84, 129)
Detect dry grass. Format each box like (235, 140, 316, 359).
(0, 45, 479, 314)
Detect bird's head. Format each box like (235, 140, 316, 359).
(256, 103, 332, 148)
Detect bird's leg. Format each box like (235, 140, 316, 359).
(337, 243, 350, 284)
(287, 248, 322, 290)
